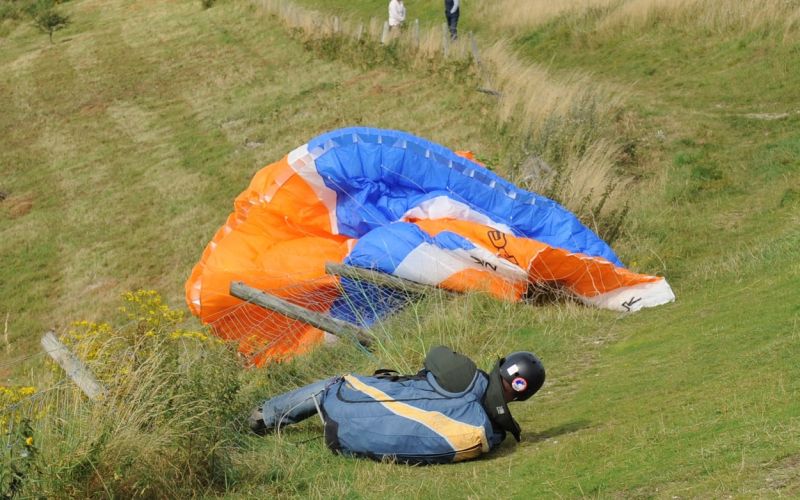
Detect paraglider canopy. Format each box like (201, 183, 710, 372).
(186, 127, 674, 364)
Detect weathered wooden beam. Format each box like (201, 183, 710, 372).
(477, 87, 502, 97)
(41, 331, 106, 401)
(3, 312, 9, 354)
(230, 282, 374, 347)
(381, 20, 390, 45)
(442, 22, 450, 57)
(325, 262, 437, 296)
(470, 32, 480, 67)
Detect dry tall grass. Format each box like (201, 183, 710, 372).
(474, 0, 618, 32)
(0, 290, 246, 497)
(595, 0, 800, 39)
(256, 0, 476, 63)
(253, 0, 628, 220)
(476, 0, 800, 40)
(24, 333, 244, 497)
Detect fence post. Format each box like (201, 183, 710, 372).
(3, 312, 9, 354)
(412, 19, 419, 48)
(325, 262, 442, 296)
(230, 282, 374, 347)
(381, 20, 390, 44)
(333, 15, 340, 34)
(470, 32, 481, 66)
(41, 331, 106, 401)
(442, 22, 449, 57)
(356, 22, 364, 41)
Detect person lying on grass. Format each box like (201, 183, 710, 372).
(249, 345, 545, 464)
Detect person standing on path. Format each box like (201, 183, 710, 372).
(388, 0, 406, 33)
(445, 0, 460, 40)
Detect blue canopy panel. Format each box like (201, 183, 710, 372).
(308, 127, 622, 266)
(330, 223, 481, 324)
(328, 278, 411, 327)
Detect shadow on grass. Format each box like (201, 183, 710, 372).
(248, 418, 593, 464)
(523, 419, 592, 443)
(486, 419, 592, 460)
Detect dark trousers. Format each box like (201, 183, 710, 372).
(445, 9, 459, 40)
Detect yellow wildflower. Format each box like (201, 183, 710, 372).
(19, 386, 36, 397)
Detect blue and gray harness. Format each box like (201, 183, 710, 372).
(320, 371, 505, 464)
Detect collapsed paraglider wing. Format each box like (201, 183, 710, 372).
(186, 127, 674, 364)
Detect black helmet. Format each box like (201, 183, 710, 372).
(499, 352, 545, 401)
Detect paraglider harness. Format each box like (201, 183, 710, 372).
(317, 347, 521, 464)
(371, 368, 426, 382)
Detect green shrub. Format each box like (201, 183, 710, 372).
(1, 0, 69, 25)
(0, 3, 22, 23)
(20, 290, 249, 497)
(0, 419, 38, 498)
(33, 7, 68, 42)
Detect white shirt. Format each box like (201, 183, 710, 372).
(389, 0, 406, 27)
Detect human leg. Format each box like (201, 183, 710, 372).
(249, 377, 336, 434)
(446, 10, 459, 39)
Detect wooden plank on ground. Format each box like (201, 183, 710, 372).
(229, 281, 374, 347)
(325, 262, 438, 296)
(41, 331, 106, 401)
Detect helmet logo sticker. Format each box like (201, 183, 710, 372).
(512, 377, 527, 392)
(506, 364, 519, 376)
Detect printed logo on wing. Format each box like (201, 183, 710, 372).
(487, 230, 519, 265)
(622, 296, 642, 311)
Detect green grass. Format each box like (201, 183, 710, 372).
(0, 0, 497, 367)
(1, 0, 799, 497)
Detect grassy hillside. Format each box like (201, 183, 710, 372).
(1, 0, 798, 497)
(0, 0, 496, 361)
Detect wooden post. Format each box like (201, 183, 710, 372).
(333, 15, 340, 34)
(230, 282, 374, 347)
(412, 19, 419, 48)
(369, 16, 379, 40)
(3, 312, 9, 354)
(470, 32, 480, 66)
(41, 331, 106, 401)
(356, 22, 364, 41)
(442, 22, 449, 57)
(381, 20, 390, 44)
(325, 262, 438, 296)
(477, 87, 502, 97)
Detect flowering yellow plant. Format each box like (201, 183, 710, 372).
(55, 290, 222, 388)
(119, 289, 185, 334)
(0, 385, 37, 432)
